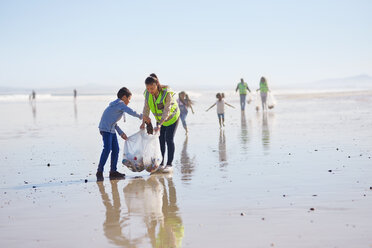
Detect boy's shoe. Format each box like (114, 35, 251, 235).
(109, 171, 126, 180)
(161, 165, 173, 173)
(96, 171, 104, 182)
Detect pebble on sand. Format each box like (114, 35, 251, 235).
(84, 179, 88, 183)
(328, 170, 332, 172)
(240, 213, 245, 216)
(310, 208, 315, 211)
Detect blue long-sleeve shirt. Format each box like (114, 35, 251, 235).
(98, 99, 142, 135)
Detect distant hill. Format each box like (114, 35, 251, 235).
(308, 74, 372, 90)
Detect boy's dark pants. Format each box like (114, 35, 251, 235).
(98, 131, 119, 172)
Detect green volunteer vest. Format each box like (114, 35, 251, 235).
(260, 82, 269, 93)
(238, 82, 248, 94)
(144, 88, 180, 126)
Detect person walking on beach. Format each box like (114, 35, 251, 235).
(256, 76, 270, 111)
(235, 78, 251, 111)
(97, 87, 150, 181)
(177, 91, 194, 134)
(30, 90, 36, 101)
(73, 89, 77, 99)
(206, 93, 235, 127)
(140, 74, 180, 173)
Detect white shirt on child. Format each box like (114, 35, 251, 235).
(216, 100, 224, 114)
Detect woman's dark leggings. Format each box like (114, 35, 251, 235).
(159, 118, 179, 166)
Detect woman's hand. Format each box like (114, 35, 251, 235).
(143, 115, 151, 123)
(154, 124, 161, 133)
(140, 122, 145, 129)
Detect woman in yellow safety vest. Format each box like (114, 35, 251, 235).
(141, 74, 180, 173)
(256, 76, 270, 111)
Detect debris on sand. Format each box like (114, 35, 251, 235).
(328, 170, 332, 172)
(240, 212, 245, 216)
(310, 208, 315, 211)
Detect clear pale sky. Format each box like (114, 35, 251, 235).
(0, 0, 371, 90)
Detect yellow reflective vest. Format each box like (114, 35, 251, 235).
(144, 88, 180, 126)
(238, 82, 248, 95)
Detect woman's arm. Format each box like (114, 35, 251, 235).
(190, 104, 194, 114)
(140, 100, 151, 129)
(159, 94, 172, 126)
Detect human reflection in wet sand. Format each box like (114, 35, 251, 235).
(219, 129, 227, 167)
(240, 111, 250, 151)
(29, 99, 36, 120)
(123, 175, 184, 248)
(97, 176, 184, 247)
(180, 136, 196, 183)
(261, 112, 270, 151)
(97, 181, 135, 247)
(73, 99, 78, 121)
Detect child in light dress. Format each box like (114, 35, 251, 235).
(206, 93, 234, 127)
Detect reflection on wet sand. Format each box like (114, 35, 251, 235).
(262, 112, 270, 151)
(97, 176, 184, 248)
(74, 100, 78, 121)
(180, 136, 195, 183)
(97, 181, 134, 247)
(30, 100, 36, 120)
(240, 111, 250, 151)
(219, 129, 227, 167)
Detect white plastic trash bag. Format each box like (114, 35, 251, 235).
(267, 92, 277, 109)
(254, 92, 260, 111)
(247, 92, 253, 104)
(122, 129, 162, 173)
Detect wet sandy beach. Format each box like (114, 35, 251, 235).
(0, 90, 371, 248)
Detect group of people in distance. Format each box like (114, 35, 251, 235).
(96, 74, 270, 181)
(235, 76, 271, 112)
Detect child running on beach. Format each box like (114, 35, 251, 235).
(206, 93, 234, 127)
(177, 91, 194, 134)
(96, 87, 150, 181)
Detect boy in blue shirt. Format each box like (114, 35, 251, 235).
(97, 87, 150, 181)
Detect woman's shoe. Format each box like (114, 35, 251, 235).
(162, 165, 173, 173)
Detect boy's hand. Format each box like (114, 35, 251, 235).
(121, 133, 128, 140)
